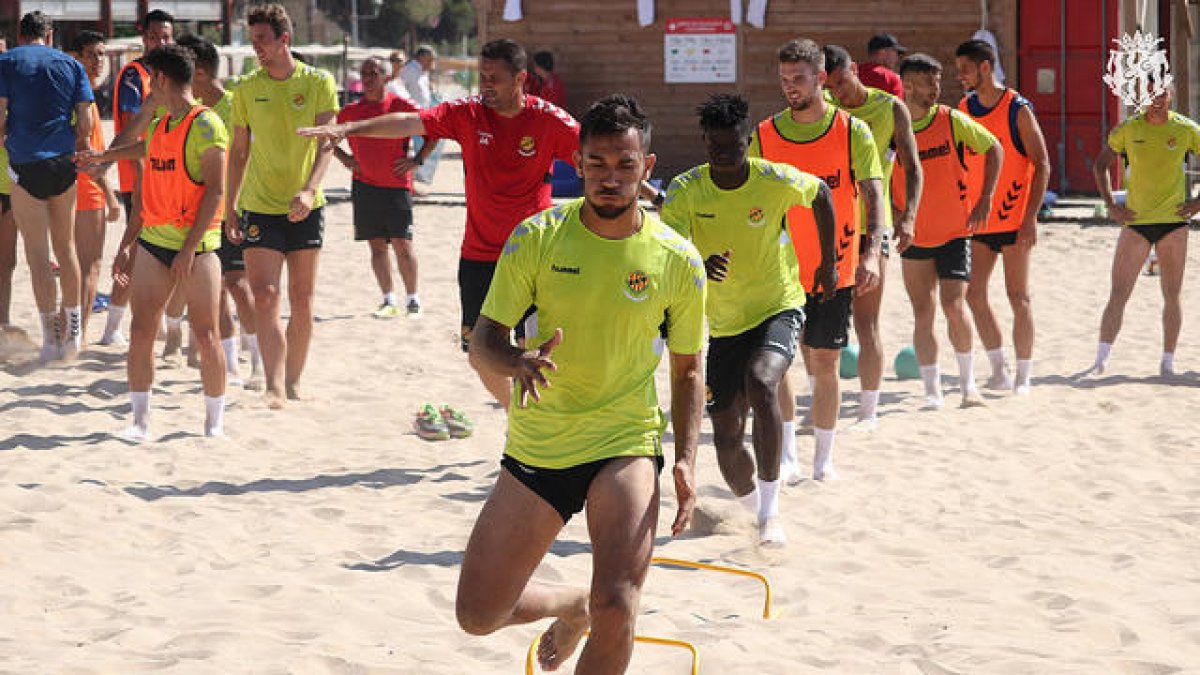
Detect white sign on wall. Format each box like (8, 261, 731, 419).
(664, 17, 736, 84)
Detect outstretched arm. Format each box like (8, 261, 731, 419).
(297, 111, 426, 141)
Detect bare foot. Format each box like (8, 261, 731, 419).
(286, 382, 303, 401)
(264, 389, 286, 410)
(537, 603, 589, 671)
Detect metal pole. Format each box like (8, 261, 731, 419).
(351, 0, 359, 47)
(100, 0, 113, 37)
(1058, 0, 1069, 191)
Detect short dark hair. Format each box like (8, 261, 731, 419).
(413, 45, 435, 59)
(697, 93, 749, 135)
(176, 33, 219, 75)
(480, 38, 526, 75)
(579, 94, 651, 149)
(533, 50, 554, 72)
(822, 44, 852, 75)
(955, 39, 996, 67)
(19, 11, 52, 39)
(144, 43, 194, 86)
(248, 3, 292, 39)
(141, 9, 175, 30)
(71, 29, 105, 54)
(898, 53, 943, 79)
(778, 38, 824, 70)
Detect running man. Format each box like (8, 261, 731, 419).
(753, 38, 884, 483)
(332, 57, 423, 318)
(99, 7, 174, 347)
(226, 3, 339, 408)
(458, 94, 705, 674)
(0, 11, 93, 361)
(71, 30, 122, 345)
(895, 54, 1002, 408)
(297, 38, 579, 408)
(823, 43, 923, 429)
(1088, 85, 1200, 377)
(661, 93, 835, 547)
(956, 39, 1050, 395)
(82, 45, 228, 438)
(177, 32, 263, 389)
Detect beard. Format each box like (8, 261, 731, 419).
(788, 94, 815, 112)
(588, 196, 637, 220)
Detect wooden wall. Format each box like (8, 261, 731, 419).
(481, 0, 1016, 180)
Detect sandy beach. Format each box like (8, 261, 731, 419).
(1, 148, 1199, 674)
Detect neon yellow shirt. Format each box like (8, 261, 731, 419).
(482, 199, 707, 469)
(661, 157, 816, 337)
(230, 63, 339, 215)
(140, 108, 228, 252)
(0, 145, 9, 195)
(211, 89, 234, 132)
(1108, 111, 1200, 226)
(833, 87, 899, 230)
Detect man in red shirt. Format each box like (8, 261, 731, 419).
(299, 38, 580, 407)
(530, 50, 566, 108)
(859, 33, 906, 99)
(332, 57, 423, 319)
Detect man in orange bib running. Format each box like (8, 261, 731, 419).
(895, 54, 1002, 408)
(955, 39, 1050, 395)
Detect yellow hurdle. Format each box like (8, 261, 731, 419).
(525, 630, 699, 675)
(651, 556, 773, 619)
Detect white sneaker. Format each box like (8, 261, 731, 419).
(99, 330, 128, 347)
(779, 460, 804, 487)
(844, 417, 878, 434)
(813, 462, 840, 481)
(117, 424, 150, 442)
(758, 516, 787, 548)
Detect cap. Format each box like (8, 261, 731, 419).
(867, 33, 908, 54)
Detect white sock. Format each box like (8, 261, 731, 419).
(737, 489, 760, 516)
(986, 348, 1006, 375)
(781, 420, 797, 466)
(104, 304, 127, 336)
(246, 334, 262, 369)
(204, 395, 225, 436)
(406, 293, 420, 305)
(1161, 352, 1175, 374)
(813, 427, 837, 479)
(40, 312, 58, 345)
(756, 478, 780, 521)
(221, 338, 239, 374)
(956, 351, 977, 394)
(1095, 341, 1113, 368)
(858, 389, 880, 421)
(130, 390, 151, 429)
(920, 364, 942, 399)
(382, 291, 398, 307)
(1016, 359, 1033, 388)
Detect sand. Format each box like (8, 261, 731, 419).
(1, 149, 1199, 674)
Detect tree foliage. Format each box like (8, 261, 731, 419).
(315, 0, 476, 49)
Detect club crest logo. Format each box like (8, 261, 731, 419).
(623, 270, 649, 302)
(518, 135, 536, 157)
(748, 206, 765, 227)
(291, 93, 306, 109)
(1167, 135, 1178, 150)
(246, 223, 261, 240)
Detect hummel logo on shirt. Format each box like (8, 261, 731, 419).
(551, 264, 580, 275)
(695, 212, 716, 218)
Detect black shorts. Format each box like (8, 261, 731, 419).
(0, 193, 9, 214)
(860, 232, 891, 258)
(138, 237, 179, 268)
(802, 287, 854, 350)
(11, 155, 76, 200)
(242, 208, 324, 253)
(352, 180, 413, 241)
(218, 223, 245, 274)
(458, 258, 531, 352)
(501, 454, 665, 523)
(706, 309, 804, 413)
(901, 237, 971, 281)
(973, 230, 1018, 253)
(1130, 222, 1188, 245)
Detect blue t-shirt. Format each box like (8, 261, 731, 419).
(0, 44, 94, 164)
(117, 59, 147, 113)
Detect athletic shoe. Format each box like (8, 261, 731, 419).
(439, 404, 473, 438)
(758, 516, 787, 548)
(92, 292, 110, 313)
(406, 299, 423, 318)
(99, 330, 128, 347)
(372, 302, 401, 319)
(413, 404, 450, 441)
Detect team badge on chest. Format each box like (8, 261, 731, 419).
(518, 135, 536, 157)
(748, 206, 765, 227)
(624, 270, 650, 302)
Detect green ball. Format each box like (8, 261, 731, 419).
(894, 345, 921, 380)
(839, 344, 859, 379)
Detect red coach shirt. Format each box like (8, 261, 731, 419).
(338, 92, 420, 189)
(858, 62, 904, 99)
(420, 94, 579, 261)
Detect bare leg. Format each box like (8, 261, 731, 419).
(852, 259, 886, 423)
(966, 241, 1010, 388)
(940, 278, 983, 406)
(903, 258, 943, 406)
(74, 208, 106, 343)
(711, 396, 753, 496)
(245, 247, 287, 407)
(368, 237, 394, 299)
(125, 248, 175, 435)
(1155, 227, 1188, 370)
(0, 205, 17, 325)
(392, 236, 419, 297)
(185, 253, 226, 398)
(162, 286, 188, 361)
(283, 248, 320, 400)
(1088, 228, 1151, 376)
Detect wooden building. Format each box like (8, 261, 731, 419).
(479, 0, 1195, 193)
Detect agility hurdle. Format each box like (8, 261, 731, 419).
(651, 556, 774, 619)
(524, 630, 700, 675)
